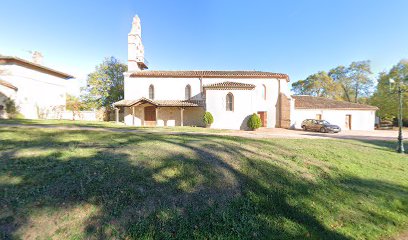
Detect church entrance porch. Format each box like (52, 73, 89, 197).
(114, 97, 205, 127)
(144, 106, 157, 126)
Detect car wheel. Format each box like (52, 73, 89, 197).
(320, 127, 326, 133)
(302, 125, 307, 131)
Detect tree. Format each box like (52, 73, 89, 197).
(369, 60, 408, 120)
(348, 60, 373, 103)
(292, 71, 341, 99)
(81, 57, 127, 111)
(293, 60, 373, 103)
(66, 94, 83, 120)
(328, 66, 353, 102)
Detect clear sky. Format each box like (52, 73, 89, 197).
(1, 0, 408, 94)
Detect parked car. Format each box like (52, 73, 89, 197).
(301, 119, 341, 133)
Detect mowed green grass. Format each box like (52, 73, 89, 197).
(0, 119, 229, 133)
(0, 126, 407, 239)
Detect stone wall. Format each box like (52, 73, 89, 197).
(279, 93, 291, 129)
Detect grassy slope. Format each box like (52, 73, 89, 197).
(0, 126, 407, 239)
(0, 119, 228, 133)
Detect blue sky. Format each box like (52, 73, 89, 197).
(1, 0, 408, 94)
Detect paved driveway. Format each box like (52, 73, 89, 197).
(226, 128, 407, 141)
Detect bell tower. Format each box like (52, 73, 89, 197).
(128, 15, 148, 71)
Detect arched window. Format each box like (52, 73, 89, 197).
(149, 84, 154, 100)
(185, 84, 191, 100)
(226, 93, 234, 111)
(262, 84, 266, 100)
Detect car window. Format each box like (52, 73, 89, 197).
(318, 120, 330, 125)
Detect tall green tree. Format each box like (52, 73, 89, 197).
(292, 71, 341, 99)
(81, 57, 127, 110)
(369, 60, 408, 120)
(348, 60, 373, 103)
(328, 65, 353, 101)
(293, 60, 373, 103)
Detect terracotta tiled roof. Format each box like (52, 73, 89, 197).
(113, 97, 204, 107)
(0, 79, 18, 91)
(155, 100, 205, 107)
(0, 56, 73, 79)
(203, 81, 255, 90)
(292, 95, 378, 110)
(113, 98, 154, 107)
(130, 70, 289, 81)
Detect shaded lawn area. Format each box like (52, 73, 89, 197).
(0, 119, 229, 133)
(0, 127, 407, 239)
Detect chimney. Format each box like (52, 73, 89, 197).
(32, 51, 43, 65)
(128, 15, 147, 72)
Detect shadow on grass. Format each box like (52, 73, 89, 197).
(0, 128, 407, 239)
(301, 131, 407, 152)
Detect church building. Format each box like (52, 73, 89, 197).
(114, 16, 292, 130)
(114, 16, 377, 131)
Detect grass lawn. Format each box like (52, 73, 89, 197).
(0, 125, 407, 239)
(0, 119, 229, 133)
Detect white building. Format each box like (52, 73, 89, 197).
(0, 54, 73, 119)
(114, 16, 291, 130)
(291, 95, 378, 131)
(114, 16, 377, 130)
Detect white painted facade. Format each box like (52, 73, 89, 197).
(291, 108, 376, 131)
(123, 76, 287, 129)
(117, 16, 290, 130)
(117, 15, 378, 131)
(0, 57, 72, 119)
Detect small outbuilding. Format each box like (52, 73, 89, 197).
(291, 95, 378, 131)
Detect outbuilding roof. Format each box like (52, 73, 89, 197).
(203, 81, 255, 90)
(113, 97, 205, 107)
(292, 95, 378, 110)
(129, 70, 289, 81)
(0, 79, 18, 91)
(0, 56, 74, 79)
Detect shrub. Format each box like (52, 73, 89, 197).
(5, 97, 21, 119)
(203, 112, 214, 126)
(247, 113, 262, 130)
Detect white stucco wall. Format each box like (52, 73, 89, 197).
(205, 89, 254, 130)
(292, 109, 376, 131)
(0, 64, 69, 119)
(125, 76, 205, 101)
(124, 75, 289, 129)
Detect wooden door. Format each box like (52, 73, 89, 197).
(144, 106, 156, 121)
(345, 115, 352, 130)
(257, 111, 267, 127)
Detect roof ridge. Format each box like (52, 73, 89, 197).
(292, 95, 378, 110)
(130, 70, 289, 81)
(0, 56, 74, 79)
